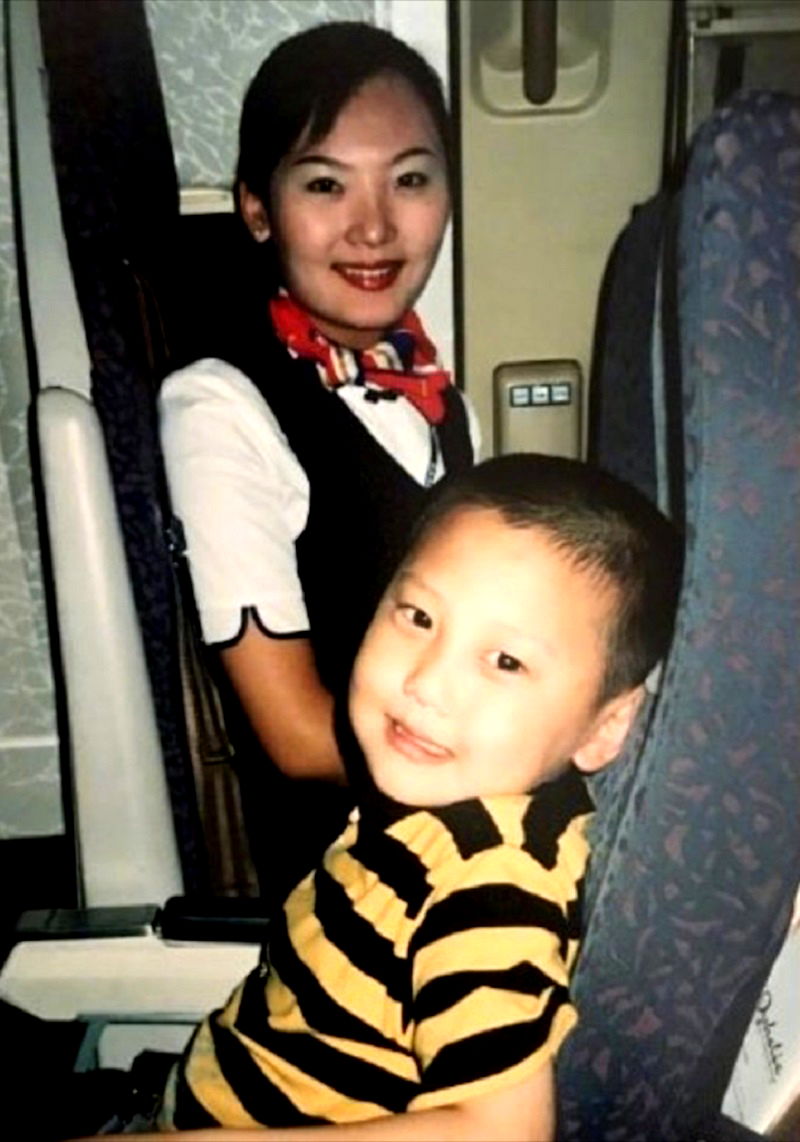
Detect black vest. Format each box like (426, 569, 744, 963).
(230, 329, 474, 700)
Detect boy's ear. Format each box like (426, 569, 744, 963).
(573, 685, 645, 774)
(239, 183, 271, 243)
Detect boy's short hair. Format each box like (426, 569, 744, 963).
(410, 453, 684, 706)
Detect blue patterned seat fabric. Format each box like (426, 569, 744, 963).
(557, 90, 800, 1140)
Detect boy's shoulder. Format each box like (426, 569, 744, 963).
(385, 768, 594, 885)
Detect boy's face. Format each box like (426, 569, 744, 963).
(349, 507, 641, 808)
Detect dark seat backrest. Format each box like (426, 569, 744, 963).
(558, 90, 800, 1140)
(588, 191, 671, 505)
(38, 0, 206, 891)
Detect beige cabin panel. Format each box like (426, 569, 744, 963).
(458, 0, 672, 455)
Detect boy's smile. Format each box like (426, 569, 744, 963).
(385, 715, 453, 763)
(349, 507, 639, 807)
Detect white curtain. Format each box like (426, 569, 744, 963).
(0, 22, 61, 839)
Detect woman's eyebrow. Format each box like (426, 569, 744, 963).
(289, 154, 347, 170)
(290, 146, 439, 171)
(391, 146, 439, 165)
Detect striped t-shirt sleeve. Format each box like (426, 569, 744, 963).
(407, 841, 580, 1111)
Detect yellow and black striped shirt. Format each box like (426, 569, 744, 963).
(161, 769, 593, 1131)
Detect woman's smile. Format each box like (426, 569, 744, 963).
(332, 261, 404, 292)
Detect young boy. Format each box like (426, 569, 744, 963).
(106, 453, 682, 1141)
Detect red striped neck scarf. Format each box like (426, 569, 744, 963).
(269, 291, 451, 425)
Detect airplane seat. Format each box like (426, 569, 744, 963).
(587, 191, 674, 508)
(35, 0, 207, 895)
(557, 89, 800, 1141)
(2, 0, 275, 1083)
(36, 0, 266, 899)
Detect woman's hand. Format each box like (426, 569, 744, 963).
(221, 621, 346, 783)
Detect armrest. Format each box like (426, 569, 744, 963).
(15, 906, 158, 941)
(1, 901, 264, 1022)
(12, 897, 270, 946)
(156, 896, 270, 944)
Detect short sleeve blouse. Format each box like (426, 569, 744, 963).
(159, 357, 481, 644)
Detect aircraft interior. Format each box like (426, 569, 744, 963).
(0, 1, 797, 1139)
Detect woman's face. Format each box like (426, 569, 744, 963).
(241, 74, 450, 350)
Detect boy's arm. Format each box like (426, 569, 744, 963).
(74, 1062, 554, 1142)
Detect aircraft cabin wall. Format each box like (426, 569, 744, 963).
(456, 0, 672, 459)
(0, 17, 62, 856)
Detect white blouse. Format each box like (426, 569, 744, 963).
(159, 358, 481, 644)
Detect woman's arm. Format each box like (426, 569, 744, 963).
(160, 363, 345, 781)
(220, 622, 345, 781)
(76, 1064, 554, 1142)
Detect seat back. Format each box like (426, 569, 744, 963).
(36, 0, 266, 898)
(558, 90, 800, 1140)
(36, 0, 206, 892)
(587, 192, 671, 505)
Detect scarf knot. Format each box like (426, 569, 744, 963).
(269, 292, 451, 425)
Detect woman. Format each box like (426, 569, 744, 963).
(160, 22, 479, 903)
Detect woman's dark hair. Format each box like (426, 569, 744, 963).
(236, 21, 452, 211)
(409, 453, 685, 706)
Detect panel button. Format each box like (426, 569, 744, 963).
(531, 384, 551, 405)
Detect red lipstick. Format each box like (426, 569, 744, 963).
(333, 261, 402, 291)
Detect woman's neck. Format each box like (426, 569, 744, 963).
(309, 315, 390, 352)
